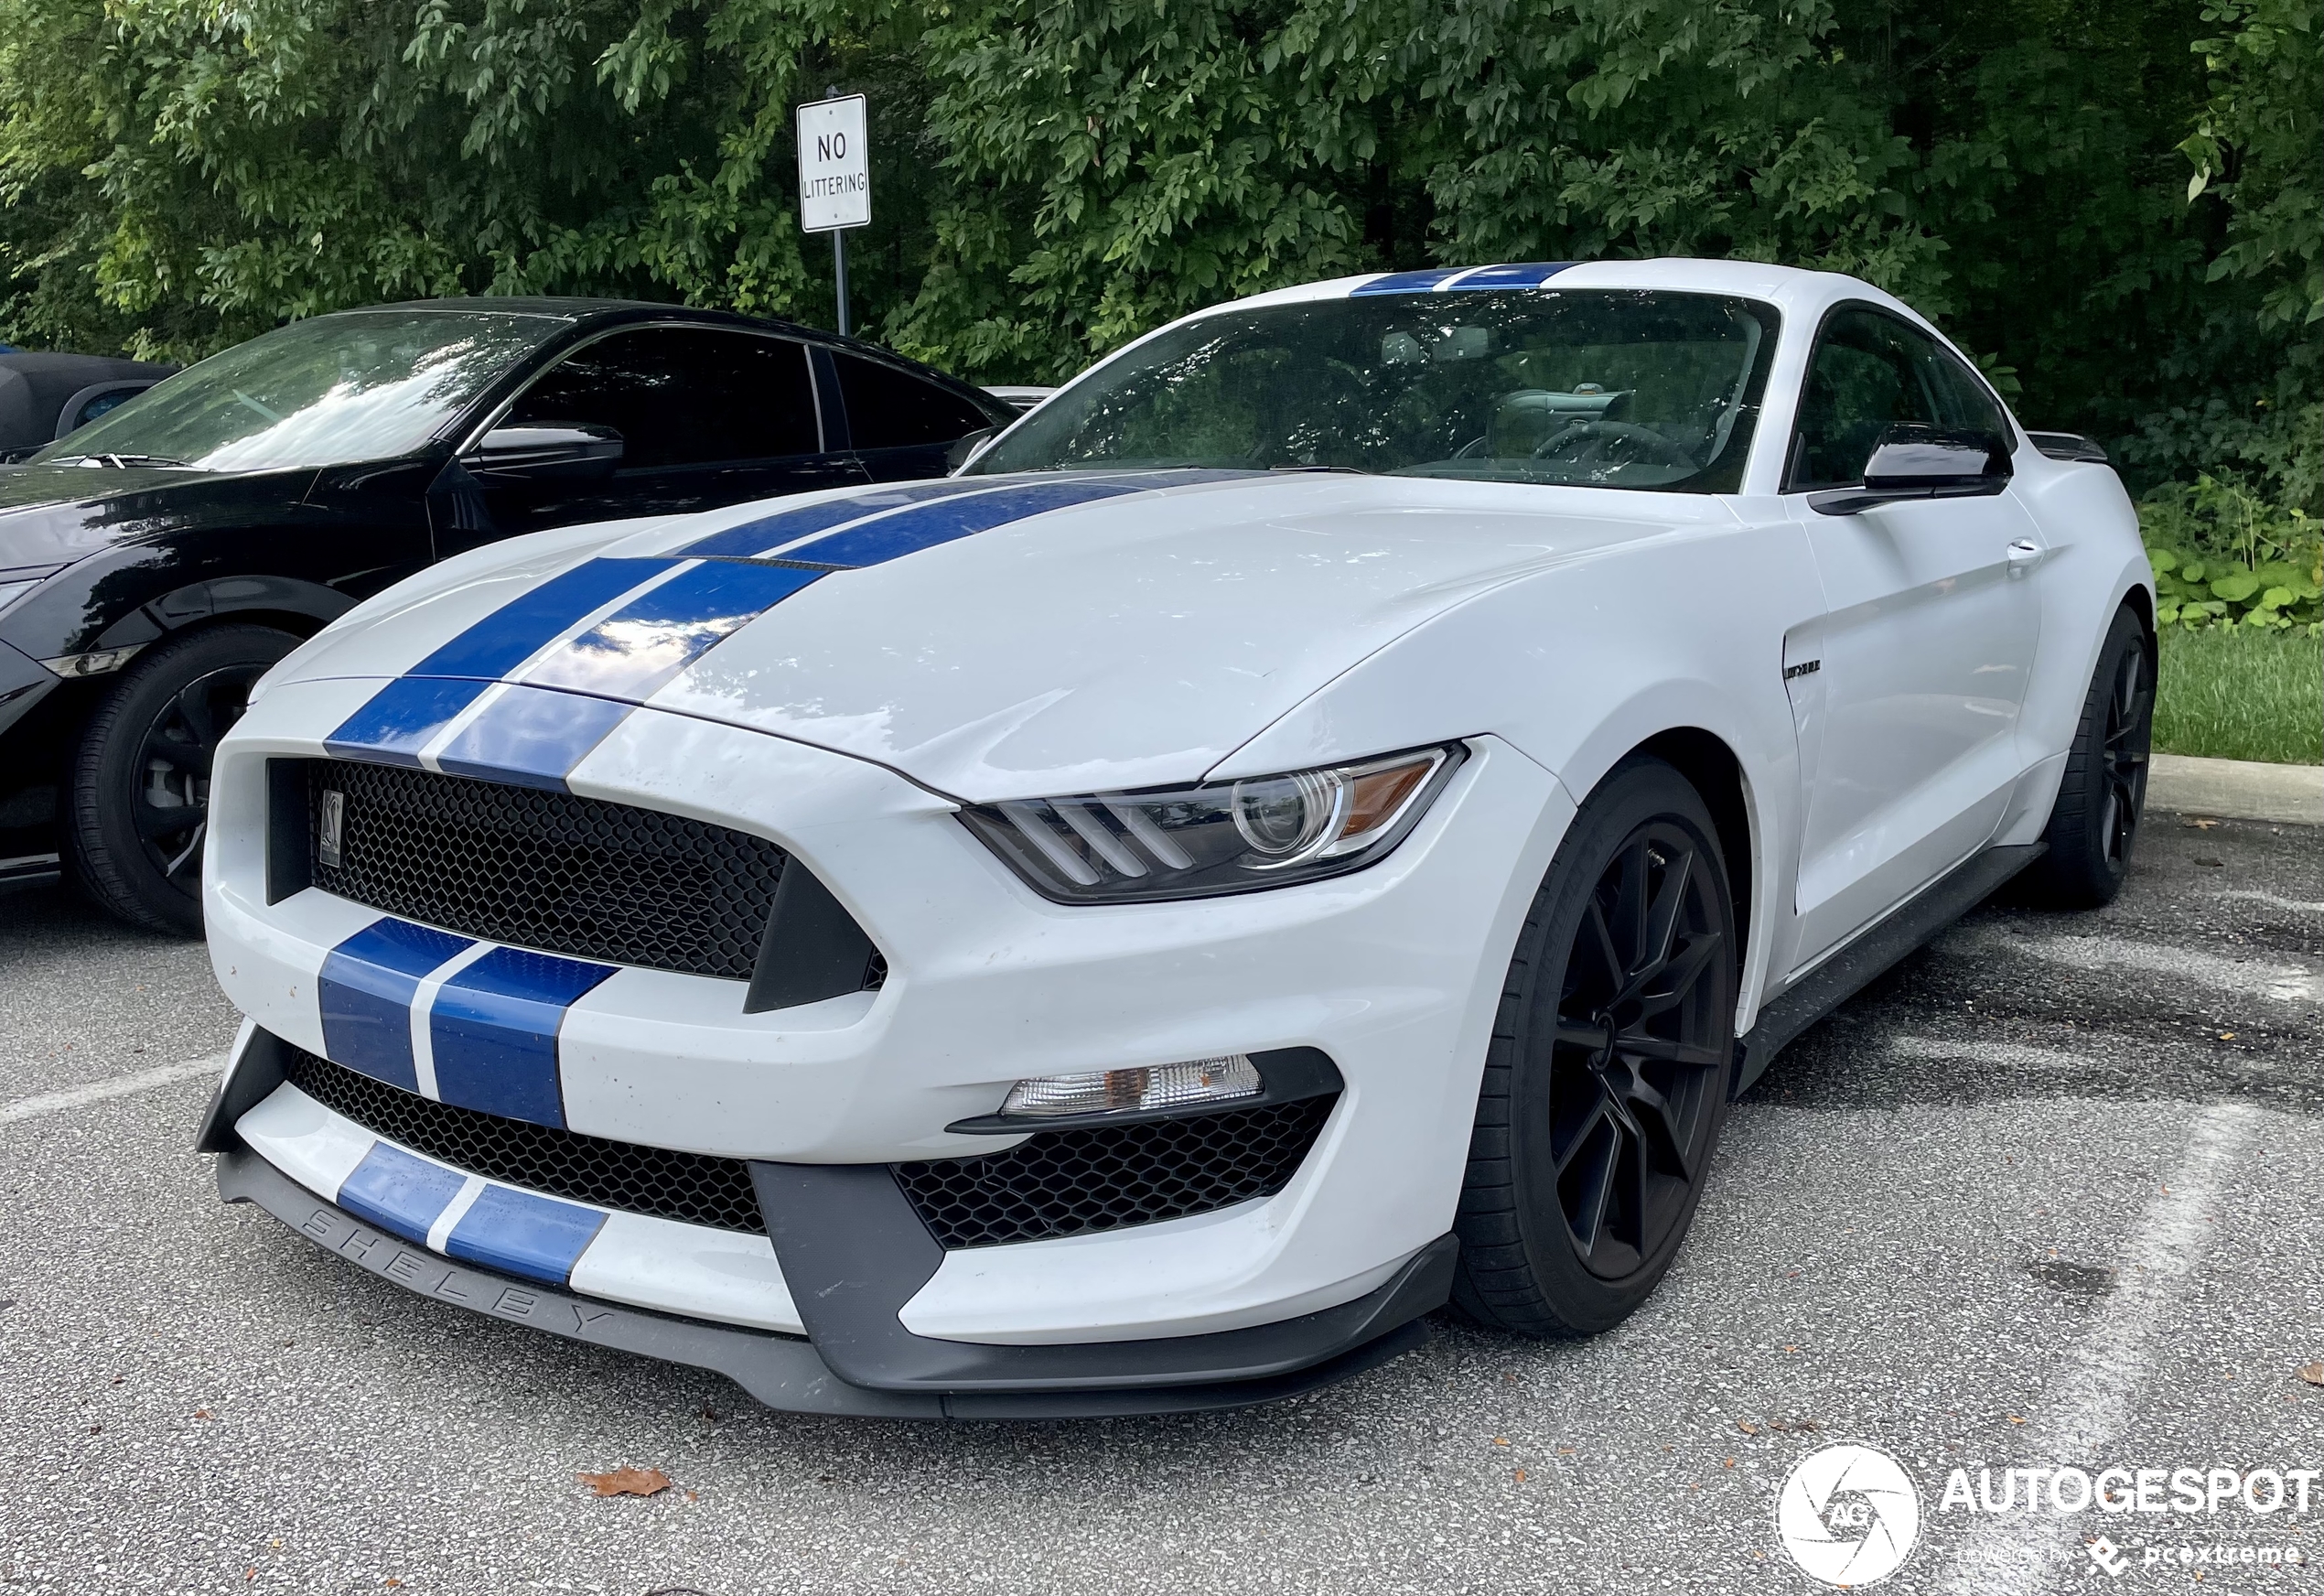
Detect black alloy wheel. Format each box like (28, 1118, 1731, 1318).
(1546, 818, 1730, 1279)
(2018, 604, 2154, 910)
(70, 623, 298, 934)
(1454, 756, 1738, 1337)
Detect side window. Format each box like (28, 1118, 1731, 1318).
(1786, 309, 1944, 491)
(1922, 346, 2010, 440)
(506, 329, 822, 470)
(832, 351, 993, 448)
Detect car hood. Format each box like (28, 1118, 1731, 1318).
(281, 470, 1727, 800)
(0, 461, 307, 576)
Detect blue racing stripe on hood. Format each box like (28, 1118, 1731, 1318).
(781, 478, 1147, 566)
(407, 557, 673, 680)
(523, 560, 823, 699)
(324, 469, 1252, 791)
(433, 685, 633, 793)
(673, 479, 997, 558)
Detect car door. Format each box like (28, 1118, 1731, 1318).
(447, 325, 867, 550)
(822, 347, 1006, 481)
(1781, 305, 2044, 968)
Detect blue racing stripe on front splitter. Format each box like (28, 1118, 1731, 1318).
(407, 558, 677, 681)
(324, 676, 492, 765)
(432, 686, 635, 793)
(784, 479, 1146, 566)
(673, 480, 997, 558)
(335, 1141, 468, 1245)
(427, 946, 617, 1128)
(1350, 267, 1466, 296)
(1445, 262, 1575, 290)
(443, 1184, 608, 1286)
(318, 918, 476, 1093)
(522, 560, 823, 700)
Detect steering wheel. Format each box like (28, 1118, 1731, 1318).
(1530, 420, 1696, 469)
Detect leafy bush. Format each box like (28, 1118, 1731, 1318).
(2141, 475, 2323, 632)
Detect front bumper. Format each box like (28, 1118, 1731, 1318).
(220, 1147, 1447, 1418)
(202, 674, 1572, 1402)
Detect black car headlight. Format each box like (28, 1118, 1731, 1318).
(960, 743, 1465, 903)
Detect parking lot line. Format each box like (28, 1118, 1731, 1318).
(0, 1053, 223, 1129)
(2216, 889, 2324, 916)
(1936, 1098, 2263, 1594)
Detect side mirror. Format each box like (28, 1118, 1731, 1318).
(944, 427, 995, 473)
(462, 422, 624, 482)
(1809, 424, 2012, 516)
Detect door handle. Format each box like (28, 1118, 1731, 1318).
(2006, 538, 2042, 574)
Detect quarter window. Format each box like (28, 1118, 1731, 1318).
(506, 329, 823, 471)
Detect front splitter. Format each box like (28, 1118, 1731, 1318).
(219, 1148, 1430, 1418)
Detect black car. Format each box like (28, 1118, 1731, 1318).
(0, 298, 1013, 932)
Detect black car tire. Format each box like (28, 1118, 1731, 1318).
(1452, 756, 1738, 1338)
(2016, 604, 2155, 911)
(70, 623, 297, 935)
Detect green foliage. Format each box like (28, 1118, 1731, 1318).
(2143, 476, 2324, 631)
(2151, 624, 2324, 764)
(0, 0, 2315, 512)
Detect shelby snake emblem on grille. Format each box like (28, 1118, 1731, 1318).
(317, 788, 345, 868)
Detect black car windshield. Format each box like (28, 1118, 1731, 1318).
(32, 309, 561, 471)
(972, 289, 1780, 492)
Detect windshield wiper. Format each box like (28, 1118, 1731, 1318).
(1268, 463, 1368, 474)
(60, 453, 193, 469)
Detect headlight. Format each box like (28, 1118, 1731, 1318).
(960, 743, 1464, 903)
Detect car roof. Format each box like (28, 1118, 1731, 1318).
(1222, 257, 1918, 325)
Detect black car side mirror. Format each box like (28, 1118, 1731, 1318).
(462, 422, 624, 482)
(1808, 424, 2012, 516)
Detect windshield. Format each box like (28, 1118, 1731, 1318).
(32, 309, 561, 471)
(974, 289, 1780, 492)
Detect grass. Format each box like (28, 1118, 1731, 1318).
(2151, 626, 2323, 765)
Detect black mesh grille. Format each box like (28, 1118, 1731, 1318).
(284, 1048, 766, 1235)
(893, 1097, 1336, 1249)
(304, 759, 784, 980)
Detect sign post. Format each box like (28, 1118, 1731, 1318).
(796, 92, 870, 337)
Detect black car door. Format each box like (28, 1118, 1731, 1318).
(822, 347, 1005, 482)
(447, 326, 867, 550)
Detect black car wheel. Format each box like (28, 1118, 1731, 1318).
(1453, 756, 1738, 1337)
(70, 623, 297, 934)
(2017, 604, 2155, 911)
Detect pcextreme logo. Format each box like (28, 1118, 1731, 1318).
(1776, 1443, 1923, 1587)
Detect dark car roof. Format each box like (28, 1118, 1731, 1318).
(0, 352, 176, 451)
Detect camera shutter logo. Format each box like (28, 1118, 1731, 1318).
(1776, 1443, 1923, 1586)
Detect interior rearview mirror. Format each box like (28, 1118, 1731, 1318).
(462, 422, 624, 482)
(1809, 423, 2012, 516)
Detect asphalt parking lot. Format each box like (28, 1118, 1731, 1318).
(2, 812, 2318, 1595)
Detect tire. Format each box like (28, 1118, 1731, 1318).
(70, 623, 297, 935)
(1452, 756, 1738, 1338)
(2016, 605, 2154, 911)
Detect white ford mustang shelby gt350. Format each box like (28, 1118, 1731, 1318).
(198, 258, 2154, 1417)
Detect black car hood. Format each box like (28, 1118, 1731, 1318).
(0, 463, 317, 577)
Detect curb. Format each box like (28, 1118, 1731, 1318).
(2147, 753, 2323, 826)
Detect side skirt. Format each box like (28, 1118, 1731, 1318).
(1734, 841, 2046, 1095)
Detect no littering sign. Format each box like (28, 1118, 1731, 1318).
(797, 94, 870, 233)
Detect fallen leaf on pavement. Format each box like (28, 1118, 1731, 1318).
(2297, 1363, 2324, 1387)
(1738, 1420, 1760, 1435)
(2007, 1415, 2026, 1425)
(1513, 1469, 1526, 1483)
(577, 1466, 672, 1498)
(2182, 817, 2220, 829)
